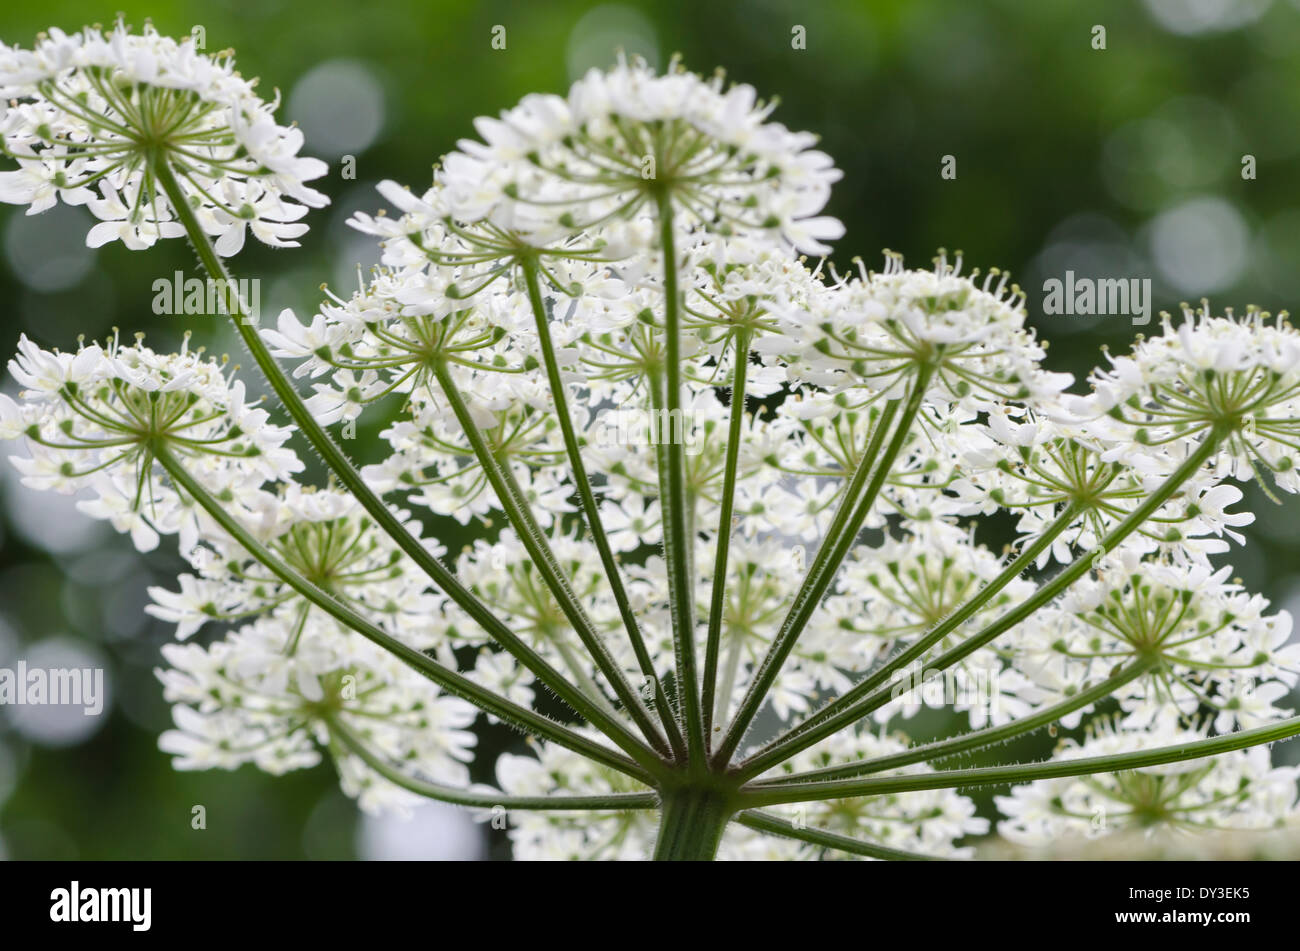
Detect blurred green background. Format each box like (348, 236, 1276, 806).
(1, 0, 1299, 859)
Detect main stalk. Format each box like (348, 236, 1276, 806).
(651, 786, 738, 861)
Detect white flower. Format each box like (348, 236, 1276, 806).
(440, 56, 843, 254)
(996, 715, 1300, 844)
(6, 332, 301, 550)
(0, 22, 328, 254)
(156, 615, 478, 804)
(1078, 305, 1300, 493)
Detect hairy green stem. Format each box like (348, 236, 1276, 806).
(151, 159, 648, 766)
(735, 811, 946, 860)
(702, 326, 752, 745)
(520, 255, 685, 760)
(753, 657, 1153, 785)
(651, 786, 735, 860)
(654, 188, 706, 764)
(742, 712, 1300, 806)
(152, 444, 657, 782)
(331, 717, 657, 811)
(736, 504, 1082, 779)
(432, 361, 671, 757)
(741, 429, 1226, 778)
(716, 369, 930, 766)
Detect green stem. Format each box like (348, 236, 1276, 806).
(742, 712, 1300, 807)
(741, 429, 1227, 778)
(752, 657, 1153, 786)
(735, 811, 946, 861)
(702, 326, 751, 745)
(150, 159, 643, 766)
(331, 717, 657, 811)
(654, 188, 706, 764)
(547, 630, 620, 718)
(742, 502, 1082, 776)
(520, 255, 685, 761)
(432, 361, 671, 758)
(152, 444, 656, 782)
(715, 368, 930, 767)
(651, 786, 736, 861)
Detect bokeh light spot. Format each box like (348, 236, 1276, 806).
(1148, 196, 1248, 295)
(288, 59, 386, 159)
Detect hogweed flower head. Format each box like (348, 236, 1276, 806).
(1077, 303, 1300, 492)
(996, 714, 1300, 844)
(3, 26, 1300, 861)
(442, 55, 844, 254)
(0, 21, 328, 253)
(5, 331, 300, 550)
